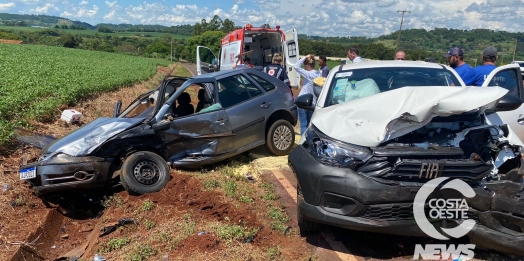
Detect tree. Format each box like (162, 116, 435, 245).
(221, 19, 236, 33)
(59, 34, 80, 48)
(208, 15, 223, 31)
(181, 31, 226, 63)
(261, 23, 270, 29)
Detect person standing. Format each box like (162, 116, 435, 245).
(318, 55, 329, 77)
(395, 50, 406, 60)
(347, 46, 362, 64)
(443, 47, 472, 80)
(462, 46, 498, 86)
(263, 54, 290, 88)
(294, 54, 321, 135)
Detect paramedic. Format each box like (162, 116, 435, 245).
(294, 54, 321, 135)
(263, 54, 290, 88)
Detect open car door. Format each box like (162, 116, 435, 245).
(483, 64, 524, 143)
(196, 46, 218, 75)
(284, 28, 300, 88)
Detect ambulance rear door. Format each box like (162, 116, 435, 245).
(219, 40, 242, 71)
(284, 28, 300, 88)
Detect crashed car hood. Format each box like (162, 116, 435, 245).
(43, 117, 146, 156)
(312, 86, 508, 147)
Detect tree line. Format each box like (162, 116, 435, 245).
(1, 12, 523, 64)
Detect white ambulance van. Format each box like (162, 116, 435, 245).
(196, 24, 301, 87)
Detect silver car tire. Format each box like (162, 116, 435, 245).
(265, 119, 295, 156)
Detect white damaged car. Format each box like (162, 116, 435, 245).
(289, 61, 524, 256)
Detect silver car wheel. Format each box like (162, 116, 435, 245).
(273, 125, 292, 150)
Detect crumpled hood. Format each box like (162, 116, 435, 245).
(311, 86, 508, 147)
(43, 117, 146, 157)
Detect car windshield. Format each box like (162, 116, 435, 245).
(119, 78, 182, 118)
(518, 62, 524, 67)
(325, 67, 461, 107)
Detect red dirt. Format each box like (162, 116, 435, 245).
(180, 233, 221, 252)
(143, 174, 258, 227)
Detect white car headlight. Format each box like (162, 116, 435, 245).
(305, 126, 372, 169)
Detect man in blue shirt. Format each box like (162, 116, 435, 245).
(443, 47, 472, 81)
(462, 46, 498, 86)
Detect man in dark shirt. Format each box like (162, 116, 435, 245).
(319, 55, 329, 77)
(263, 54, 290, 88)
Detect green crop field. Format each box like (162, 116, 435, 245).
(0, 43, 171, 145)
(0, 26, 191, 40)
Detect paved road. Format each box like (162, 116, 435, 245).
(177, 62, 506, 261)
(181, 61, 198, 76)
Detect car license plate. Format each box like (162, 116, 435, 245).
(20, 167, 36, 180)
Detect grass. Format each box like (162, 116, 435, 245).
(141, 199, 154, 211)
(0, 43, 171, 145)
(126, 244, 157, 261)
(224, 180, 238, 197)
(144, 219, 155, 230)
(259, 182, 280, 201)
(100, 237, 131, 253)
(268, 206, 290, 233)
(101, 195, 124, 208)
(214, 224, 259, 243)
(203, 179, 220, 190)
(268, 246, 281, 260)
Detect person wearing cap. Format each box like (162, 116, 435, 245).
(462, 46, 498, 86)
(263, 54, 291, 88)
(395, 50, 406, 60)
(443, 47, 472, 80)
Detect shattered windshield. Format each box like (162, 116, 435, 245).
(325, 67, 461, 107)
(118, 79, 182, 118)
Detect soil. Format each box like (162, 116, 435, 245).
(0, 63, 313, 261)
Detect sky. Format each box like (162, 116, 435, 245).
(1, 0, 524, 37)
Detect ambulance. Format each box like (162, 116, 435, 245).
(196, 24, 300, 87)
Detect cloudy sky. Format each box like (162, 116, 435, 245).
(1, 0, 524, 37)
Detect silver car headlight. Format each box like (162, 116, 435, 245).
(305, 125, 372, 169)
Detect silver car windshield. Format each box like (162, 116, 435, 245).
(325, 67, 461, 107)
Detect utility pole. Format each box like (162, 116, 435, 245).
(170, 40, 173, 62)
(396, 10, 410, 52)
(513, 38, 518, 62)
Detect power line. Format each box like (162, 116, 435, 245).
(396, 10, 410, 51)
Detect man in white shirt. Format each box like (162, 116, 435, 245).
(347, 45, 362, 63)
